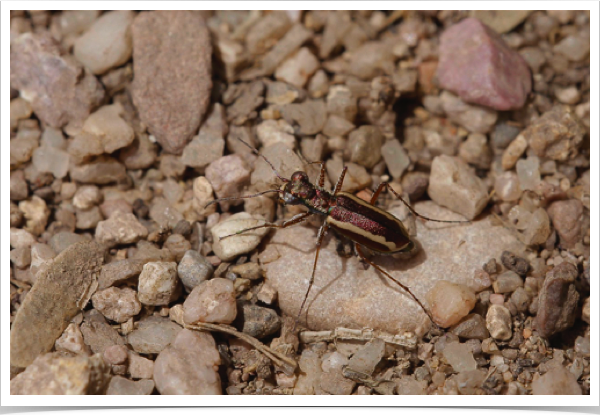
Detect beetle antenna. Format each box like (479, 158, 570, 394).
(205, 189, 283, 209)
(235, 137, 289, 183)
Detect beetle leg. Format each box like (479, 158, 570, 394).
(355, 244, 440, 330)
(294, 222, 330, 331)
(305, 161, 327, 188)
(373, 182, 470, 224)
(333, 166, 348, 194)
(219, 212, 312, 240)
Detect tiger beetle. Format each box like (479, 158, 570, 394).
(207, 137, 469, 331)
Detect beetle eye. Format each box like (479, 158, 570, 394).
(291, 171, 308, 182)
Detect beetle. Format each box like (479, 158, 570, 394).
(207, 137, 469, 330)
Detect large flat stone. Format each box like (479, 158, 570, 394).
(259, 201, 524, 336)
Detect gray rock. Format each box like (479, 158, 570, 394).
(49, 231, 88, 254)
(127, 316, 182, 354)
(240, 304, 281, 339)
(10, 242, 104, 368)
(128, 351, 154, 379)
(154, 329, 222, 394)
(348, 126, 383, 169)
(177, 250, 214, 293)
(450, 313, 489, 340)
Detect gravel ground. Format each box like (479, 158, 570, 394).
(10, 10, 590, 395)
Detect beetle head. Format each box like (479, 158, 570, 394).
(280, 171, 315, 205)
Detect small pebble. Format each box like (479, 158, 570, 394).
(532, 366, 582, 395)
(427, 155, 489, 220)
(501, 134, 528, 170)
(163, 234, 191, 262)
(501, 251, 529, 276)
(442, 342, 477, 373)
(240, 303, 281, 339)
(257, 282, 278, 305)
(347, 339, 385, 376)
(486, 304, 512, 341)
(48, 231, 87, 254)
(137, 262, 181, 306)
(95, 212, 149, 248)
(205, 155, 251, 211)
(92, 287, 142, 323)
(275, 47, 320, 88)
(10, 353, 110, 395)
(177, 250, 214, 293)
(581, 297, 590, 324)
(127, 315, 182, 354)
(153, 329, 222, 395)
(73, 11, 134, 74)
(440, 90, 498, 134)
(19, 196, 50, 236)
(348, 126, 383, 169)
(516, 156, 541, 191)
(450, 314, 489, 340)
(183, 278, 237, 325)
(427, 281, 477, 328)
(55, 323, 90, 356)
(547, 199, 583, 249)
(256, 119, 296, 149)
(493, 271, 524, 294)
(211, 212, 269, 262)
(128, 352, 155, 379)
(107, 377, 155, 395)
(524, 105, 584, 162)
(381, 139, 410, 180)
(103, 344, 129, 365)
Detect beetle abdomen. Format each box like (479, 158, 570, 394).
(326, 192, 411, 253)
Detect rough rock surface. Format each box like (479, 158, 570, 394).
(10, 241, 104, 368)
(536, 262, 579, 338)
(131, 11, 212, 153)
(10, 353, 111, 395)
(259, 202, 524, 336)
(437, 17, 531, 110)
(10, 32, 104, 129)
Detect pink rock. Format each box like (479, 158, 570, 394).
(437, 18, 531, 111)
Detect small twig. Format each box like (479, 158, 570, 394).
(184, 322, 297, 375)
(299, 327, 418, 350)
